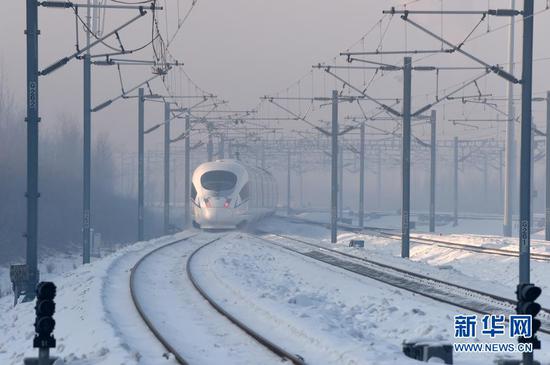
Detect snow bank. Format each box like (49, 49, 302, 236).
(0, 233, 188, 365)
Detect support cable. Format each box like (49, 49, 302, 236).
(71, 4, 158, 55)
(400, 16, 519, 83)
(456, 14, 487, 50)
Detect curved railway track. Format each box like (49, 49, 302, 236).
(130, 233, 306, 365)
(129, 234, 199, 365)
(253, 230, 550, 335)
(187, 239, 306, 365)
(284, 215, 550, 262)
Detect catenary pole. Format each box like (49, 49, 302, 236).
(261, 141, 266, 169)
(299, 154, 304, 208)
(137, 88, 144, 240)
(453, 137, 459, 227)
(429, 110, 436, 233)
(401, 57, 412, 258)
(331, 90, 338, 243)
(499, 148, 504, 204)
(359, 121, 365, 228)
(207, 127, 213, 162)
(287, 150, 291, 216)
(519, 1, 534, 364)
(546, 91, 550, 240)
(163, 102, 170, 235)
(219, 133, 225, 159)
(171, 147, 176, 212)
(338, 144, 344, 218)
(184, 114, 191, 227)
(24, 0, 40, 301)
(484, 154, 489, 205)
(82, 0, 92, 264)
(504, 0, 517, 237)
(377, 146, 382, 209)
(530, 128, 534, 224)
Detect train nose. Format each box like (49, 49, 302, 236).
(200, 207, 236, 228)
(202, 208, 219, 221)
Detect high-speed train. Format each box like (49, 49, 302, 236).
(191, 159, 278, 229)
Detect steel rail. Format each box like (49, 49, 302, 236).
(131, 232, 306, 365)
(378, 230, 550, 262)
(129, 233, 200, 365)
(252, 231, 550, 335)
(285, 215, 550, 261)
(187, 239, 307, 365)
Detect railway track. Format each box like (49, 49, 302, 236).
(187, 239, 306, 365)
(368, 227, 550, 262)
(252, 230, 550, 335)
(283, 215, 550, 262)
(130, 232, 305, 365)
(129, 234, 198, 365)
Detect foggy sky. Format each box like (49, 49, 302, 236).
(1, 0, 550, 153)
(3, 1, 550, 220)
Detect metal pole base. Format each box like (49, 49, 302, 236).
(24, 348, 59, 365)
(23, 358, 59, 365)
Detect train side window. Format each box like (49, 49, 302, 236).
(191, 183, 197, 200)
(239, 182, 249, 201)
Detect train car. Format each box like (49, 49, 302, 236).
(191, 159, 278, 229)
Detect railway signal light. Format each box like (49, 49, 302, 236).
(516, 284, 541, 315)
(33, 282, 56, 349)
(516, 283, 542, 350)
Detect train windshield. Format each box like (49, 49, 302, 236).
(200, 170, 238, 192)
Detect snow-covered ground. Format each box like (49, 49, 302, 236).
(1, 215, 549, 364)
(0, 232, 192, 364)
(0, 250, 82, 299)
(193, 231, 550, 364)
(258, 217, 550, 363)
(192, 234, 453, 364)
(129, 232, 285, 365)
(273, 213, 550, 307)
(0, 243, 127, 299)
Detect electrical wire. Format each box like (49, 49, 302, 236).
(71, 4, 159, 55)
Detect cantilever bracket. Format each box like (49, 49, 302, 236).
(398, 15, 520, 84)
(40, 10, 147, 76)
(323, 68, 402, 117)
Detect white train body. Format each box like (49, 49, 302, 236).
(191, 159, 278, 229)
